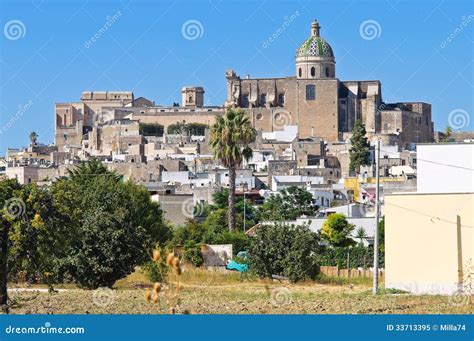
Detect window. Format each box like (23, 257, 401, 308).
(188, 95, 193, 103)
(241, 94, 249, 108)
(325, 67, 330, 77)
(426, 116, 429, 125)
(298, 68, 302, 77)
(305, 84, 316, 100)
(278, 93, 285, 106)
(260, 93, 267, 107)
(310, 67, 315, 77)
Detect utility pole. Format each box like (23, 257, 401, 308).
(373, 140, 380, 295)
(243, 191, 247, 232)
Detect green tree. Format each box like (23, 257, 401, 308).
(29, 131, 38, 145)
(60, 160, 168, 288)
(0, 178, 21, 311)
(442, 126, 453, 142)
(209, 108, 256, 230)
(183, 240, 203, 267)
(349, 120, 370, 173)
(167, 122, 208, 136)
(171, 219, 206, 246)
(139, 123, 164, 137)
(167, 122, 187, 135)
(206, 189, 256, 231)
(248, 223, 320, 282)
(67, 175, 167, 288)
(378, 216, 385, 253)
(321, 213, 356, 247)
(355, 227, 368, 246)
(7, 184, 59, 285)
(258, 186, 316, 221)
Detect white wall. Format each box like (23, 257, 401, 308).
(161, 171, 191, 184)
(417, 143, 474, 193)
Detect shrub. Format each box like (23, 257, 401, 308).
(183, 241, 204, 267)
(142, 260, 167, 282)
(248, 223, 320, 282)
(321, 213, 356, 247)
(139, 123, 164, 136)
(210, 231, 250, 254)
(319, 245, 385, 268)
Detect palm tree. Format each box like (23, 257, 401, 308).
(68, 158, 121, 183)
(29, 131, 38, 145)
(355, 227, 368, 245)
(209, 108, 256, 231)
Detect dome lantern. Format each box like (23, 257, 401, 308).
(311, 19, 320, 37)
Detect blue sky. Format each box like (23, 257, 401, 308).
(0, 0, 472, 154)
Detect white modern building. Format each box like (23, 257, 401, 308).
(417, 142, 474, 193)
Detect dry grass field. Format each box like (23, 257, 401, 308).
(5, 268, 473, 315)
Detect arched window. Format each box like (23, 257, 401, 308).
(311, 67, 315, 77)
(278, 93, 285, 106)
(260, 93, 267, 107)
(305, 84, 316, 100)
(298, 68, 302, 77)
(325, 67, 330, 77)
(241, 94, 249, 108)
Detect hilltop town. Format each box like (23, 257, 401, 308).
(1, 20, 473, 299)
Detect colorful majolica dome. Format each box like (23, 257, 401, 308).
(296, 19, 334, 58)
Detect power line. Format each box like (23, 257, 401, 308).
(379, 148, 474, 171)
(384, 202, 474, 228)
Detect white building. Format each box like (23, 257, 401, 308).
(271, 175, 324, 191)
(417, 143, 474, 193)
(161, 171, 192, 185)
(261, 125, 298, 142)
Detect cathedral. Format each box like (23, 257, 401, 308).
(224, 19, 433, 148)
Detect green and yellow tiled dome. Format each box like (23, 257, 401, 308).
(296, 19, 334, 58)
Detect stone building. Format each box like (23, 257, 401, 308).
(224, 19, 433, 148)
(53, 19, 433, 159)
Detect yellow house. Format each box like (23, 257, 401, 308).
(385, 192, 473, 294)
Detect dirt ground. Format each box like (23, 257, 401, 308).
(5, 268, 473, 315)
